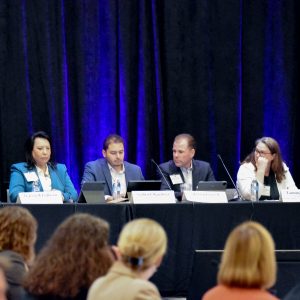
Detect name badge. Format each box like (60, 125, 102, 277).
(24, 172, 39, 182)
(281, 189, 300, 202)
(131, 191, 176, 204)
(182, 191, 227, 203)
(17, 191, 63, 204)
(170, 174, 183, 185)
(261, 185, 270, 197)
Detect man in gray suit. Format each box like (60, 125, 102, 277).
(158, 133, 215, 198)
(81, 134, 144, 200)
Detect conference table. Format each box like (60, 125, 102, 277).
(1, 201, 300, 297)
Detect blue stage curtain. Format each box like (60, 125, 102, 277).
(0, 0, 299, 193)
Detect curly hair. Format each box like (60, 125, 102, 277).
(23, 213, 114, 298)
(0, 206, 37, 265)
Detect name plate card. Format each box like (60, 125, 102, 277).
(182, 191, 227, 203)
(281, 189, 300, 202)
(17, 191, 63, 204)
(131, 190, 176, 204)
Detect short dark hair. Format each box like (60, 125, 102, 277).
(102, 134, 124, 150)
(174, 133, 196, 150)
(24, 131, 56, 169)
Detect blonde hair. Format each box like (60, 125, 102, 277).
(218, 221, 276, 289)
(0, 206, 37, 264)
(118, 218, 167, 270)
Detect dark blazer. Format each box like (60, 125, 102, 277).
(81, 158, 144, 196)
(0, 250, 26, 300)
(9, 163, 78, 203)
(158, 159, 215, 193)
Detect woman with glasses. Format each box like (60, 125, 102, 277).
(237, 137, 297, 200)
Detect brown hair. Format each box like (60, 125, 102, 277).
(0, 206, 37, 264)
(102, 134, 124, 150)
(174, 133, 196, 150)
(218, 221, 276, 289)
(242, 137, 285, 182)
(24, 213, 114, 297)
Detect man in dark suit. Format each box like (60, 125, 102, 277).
(81, 134, 144, 200)
(158, 133, 215, 197)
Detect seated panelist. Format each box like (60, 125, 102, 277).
(158, 133, 215, 197)
(237, 137, 297, 201)
(81, 134, 144, 201)
(9, 131, 78, 203)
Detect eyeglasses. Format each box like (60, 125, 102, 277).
(255, 149, 272, 156)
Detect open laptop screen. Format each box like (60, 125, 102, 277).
(196, 181, 227, 191)
(78, 181, 105, 204)
(127, 180, 162, 192)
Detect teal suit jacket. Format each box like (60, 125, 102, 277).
(9, 162, 78, 203)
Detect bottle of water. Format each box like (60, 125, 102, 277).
(32, 180, 40, 192)
(250, 179, 259, 201)
(112, 182, 116, 199)
(112, 180, 121, 200)
(116, 180, 121, 199)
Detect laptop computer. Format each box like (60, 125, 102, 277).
(78, 181, 105, 204)
(196, 181, 227, 191)
(126, 180, 162, 200)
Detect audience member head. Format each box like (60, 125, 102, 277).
(24, 213, 114, 298)
(0, 257, 9, 300)
(118, 218, 167, 279)
(0, 206, 37, 265)
(102, 134, 125, 171)
(242, 136, 285, 182)
(24, 131, 55, 169)
(217, 221, 276, 289)
(173, 133, 196, 168)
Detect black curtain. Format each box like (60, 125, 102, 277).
(0, 0, 299, 196)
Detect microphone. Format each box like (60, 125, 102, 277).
(52, 166, 73, 203)
(217, 154, 244, 201)
(151, 159, 172, 190)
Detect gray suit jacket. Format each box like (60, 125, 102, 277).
(158, 159, 215, 193)
(0, 250, 26, 300)
(81, 158, 144, 196)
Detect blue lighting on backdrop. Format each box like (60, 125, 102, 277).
(17, 0, 296, 192)
(263, 0, 292, 171)
(22, 0, 33, 133)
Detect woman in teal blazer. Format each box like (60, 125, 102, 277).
(9, 131, 78, 203)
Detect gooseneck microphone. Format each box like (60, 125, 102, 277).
(217, 154, 244, 201)
(151, 159, 172, 190)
